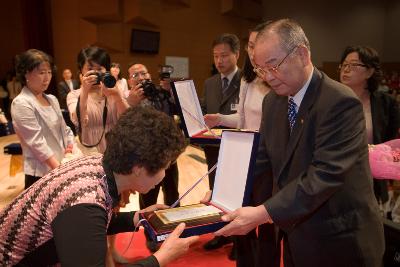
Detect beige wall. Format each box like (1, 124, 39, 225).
(51, 0, 258, 96)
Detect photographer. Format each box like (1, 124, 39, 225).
(127, 63, 179, 252)
(67, 46, 129, 154)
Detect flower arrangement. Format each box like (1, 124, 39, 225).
(369, 139, 400, 180)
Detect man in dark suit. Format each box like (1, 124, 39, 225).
(57, 68, 79, 110)
(215, 19, 385, 267)
(201, 33, 241, 253)
(201, 33, 241, 191)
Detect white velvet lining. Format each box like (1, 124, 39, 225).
(173, 80, 205, 137)
(211, 131, 255, 212)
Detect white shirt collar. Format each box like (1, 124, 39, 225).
(221, 66, 238, 83)
(289, 67, 314, 112)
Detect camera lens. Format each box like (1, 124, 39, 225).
(93, 71, 116, 88)
(102, 72, 116, 88)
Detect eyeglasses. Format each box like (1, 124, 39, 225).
(131, 71, 149, 79)
(338, 62, 367, 72)
(253, 46, 299, 78)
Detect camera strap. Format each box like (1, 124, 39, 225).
(76, 95, 108, 148)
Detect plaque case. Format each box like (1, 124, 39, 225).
(140, 130, 260, 242)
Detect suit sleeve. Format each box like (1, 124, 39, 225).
(387, 95, 400, 139)
(57, 83, 68, 104)
(200, 82, 208, 115)
(264, 95, 366, 228)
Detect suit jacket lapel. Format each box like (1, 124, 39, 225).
(276, 69, 322, 180)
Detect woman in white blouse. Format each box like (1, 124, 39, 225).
(11, 49, 75, 189)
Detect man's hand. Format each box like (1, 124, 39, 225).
(159, 79, 172, 93)
(214, 205, 272, 236)
(154, 223, 199, 266)
(126, 84, 145, 106)
(204, 114, 221, 128)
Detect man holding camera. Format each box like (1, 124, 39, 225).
(127, 63, 180, 252)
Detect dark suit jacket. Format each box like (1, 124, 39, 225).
(256, 69, 384, 267)
(57, 79, 79, 109)
(201, 69, 241, 115)
(371, 91, 400, 202)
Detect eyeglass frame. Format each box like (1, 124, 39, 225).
(130, 71, 149, 79)
(253, 45, 299, 77)
(338, 62, 367, 72)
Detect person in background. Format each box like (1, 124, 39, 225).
(110, 62, 129, 99)
(67, 46, 129, 154)
(126, 63, 180, 253)
(0, 106, 198, 267)
(215, 18, 384, 267)
(339, 45, 400, 217)
(200, 33, 241, 255)
(57, 68, 79, 110)
(7, 71, 22, 101)
(11, 49, 76, 189)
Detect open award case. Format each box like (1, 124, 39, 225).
(170, 79, 221, 145)
(140, 130, 260, 242)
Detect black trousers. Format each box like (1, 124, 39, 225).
(25, 174, 41, 189)
(139, 162, 179, 209)
(203, 145, 220, 190)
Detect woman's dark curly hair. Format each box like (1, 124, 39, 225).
(103, 106, 187, 175)
(340, 45, 382, 93)
(15, 49, 56, 86)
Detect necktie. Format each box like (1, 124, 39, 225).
(222, 77, 229, 94)
(288, 97, 297, 132)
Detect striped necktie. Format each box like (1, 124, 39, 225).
(222, 77, 229, 95)
(288, 97, 297, 132)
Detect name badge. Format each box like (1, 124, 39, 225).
(231, 103, 238, 111)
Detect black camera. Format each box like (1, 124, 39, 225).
(94, 71, 116, 88)
(141, 79, 159, 98)
(159, 65, 174, 80)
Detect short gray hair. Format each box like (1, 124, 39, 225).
(257, 18, 310, 52)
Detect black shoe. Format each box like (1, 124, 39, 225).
(203, 236, 232, 250)
(228, 244, 236, 261)
(146, 239, 159, 252)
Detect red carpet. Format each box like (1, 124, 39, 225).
(114, 229, 235, 266)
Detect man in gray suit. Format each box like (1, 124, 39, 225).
(215, 19, 384, 267)
(201, 33, 241, 253)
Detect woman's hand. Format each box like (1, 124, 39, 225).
(81, 70, 98, 93)
(154, 223, 199, 267)
(65, 143, 73, 154)
(204, 114, 221, 128)
(133, 204, 169, 227)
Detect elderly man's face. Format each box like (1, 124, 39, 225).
(253, 33, 305, 96)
